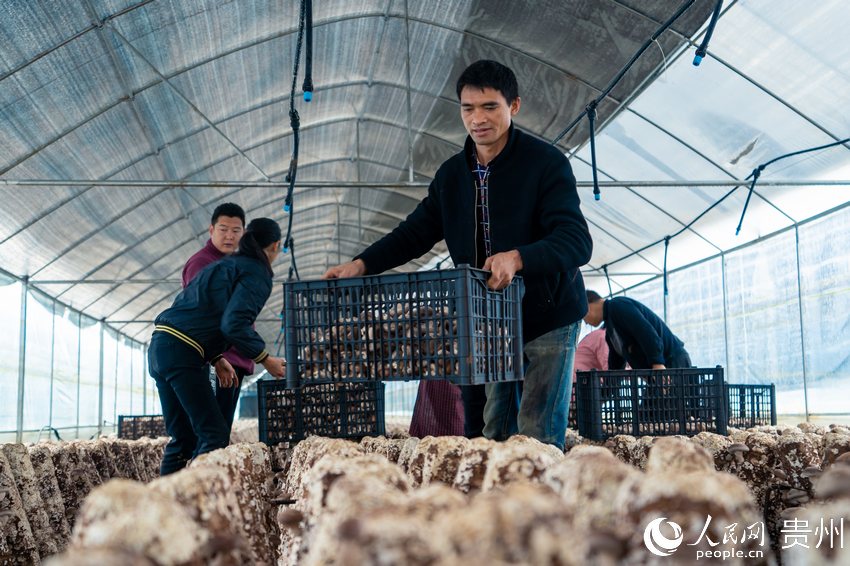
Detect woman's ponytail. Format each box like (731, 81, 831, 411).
(237, 218, 282, 273)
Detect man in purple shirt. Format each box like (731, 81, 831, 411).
(182, 202, 252, 433)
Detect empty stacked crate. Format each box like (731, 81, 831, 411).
(257, 267, 524, 445)
(574, 367, 728, 440)
(726, 383, 776, 428)
(567, 378, 777, 433)
(117, 415, 168, 440)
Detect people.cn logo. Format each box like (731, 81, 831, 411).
(644, 517, 684, 557)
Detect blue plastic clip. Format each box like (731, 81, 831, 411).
(693, 54, 704, 66)
(303, 91, 313, 102)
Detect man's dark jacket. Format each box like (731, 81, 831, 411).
(155, 254, 272, 364)
(357, 124, 593, 342)
(603, 297, 686, 369)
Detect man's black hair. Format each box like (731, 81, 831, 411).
(455, 60, 519, 104)
(211, 202, 245, 226)
(586, 290, 604, 303)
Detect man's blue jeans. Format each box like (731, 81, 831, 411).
(482, 322, 581, 450)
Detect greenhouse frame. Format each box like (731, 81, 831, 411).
(1, 0, 849, 442)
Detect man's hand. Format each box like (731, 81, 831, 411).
(651, 363, 666, 370)
(262, 356, 286, 378)
(322, 259, 367, 279)
(214, 358, 237, 388)
(482, 250, 523, 290)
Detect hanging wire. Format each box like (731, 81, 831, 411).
(662, 236, 671, 296)
(301, 0, 314, 101)
(283, 0, 308, 279)
(736, 136, 850, 235)
(693, 0, 723, 66)
(586, 102, 600, 201)
(589, 133, 850, 289)
(551, 0, 699, 200)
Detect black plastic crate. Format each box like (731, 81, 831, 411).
(726, 383, 776, 428)
(117, 414, 168, 440)
(283, 266, 524, 386)
(568, 386, 577, 430)
(258, 379, 385, 445)
(575, 367, 727, 440)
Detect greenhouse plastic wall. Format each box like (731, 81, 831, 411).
(624, 205, 850, 423)
(0, 274, 155, 443)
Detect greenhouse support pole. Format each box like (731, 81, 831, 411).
(76, 317, 82, 437)
(721, 254, 730, 375)
(97, 321, 105, 437)
(16, 277, 28, 443)
(143, 344, 148, 414)
(48, 301, 56, 431)
(794, 226, 810, 421)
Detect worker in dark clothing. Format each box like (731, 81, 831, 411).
(583, 290, 691, 370)
(149, 218, 286, 475)
(182, 202, 253, 435)
(323, 60, 592, 450)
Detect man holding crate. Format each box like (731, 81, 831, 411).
(324, 60, 592, 450)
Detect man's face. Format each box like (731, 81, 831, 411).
(583, 301, 604, 327)
(209, 215, 244, 254)
(460, 86, 520, 154)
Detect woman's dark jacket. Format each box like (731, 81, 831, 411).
(154, 254, 272, 363)
(357, 124, 593, 342)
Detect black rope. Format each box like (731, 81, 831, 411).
(283, 0, 307, 280)
(592, 185, 739, 274)
(736, 136, 850, 235)
(551, 0, 698, 146)
(587, 101, 601, 200)
(302, 0, 313, 101)
(693, 0, 723, 66)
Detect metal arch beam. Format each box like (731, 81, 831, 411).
(31, 186, 171, 282)
(47, 164, 426, 302)
(27, 111, 454, 198)
(105, 24, 271, 182)
(100, 208, 411, 326)
(77, 242, 193, 313)
(112, 229, 435, 334)
(82, 0, 213, 233)
(573, 154, 724, 255)
(0, 77, 449, 227)
(593, 0, 850, 153)
(0, 0, 156, 83)
(624, 107, 796, 226)
(5, 178, 849, 189)
(212, 78, 458, 133)
(291, 156, 432, 186)
(582, 214, 662, 274)
(249, 197, 414, 226)
(224, 114, 462, 163)
(2, 6, 623, 178)
(566, 0, 848, 231)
